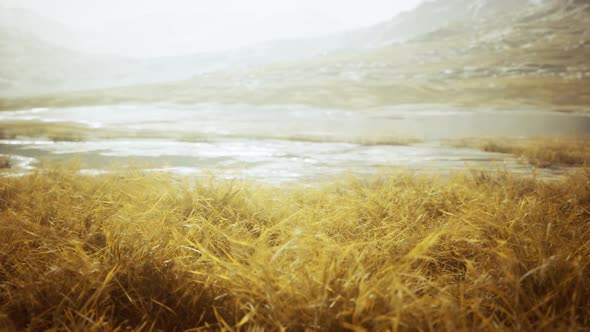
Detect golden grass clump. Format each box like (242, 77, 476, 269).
(0, 167, 589, 331)
(453, 136, 590, 168)
(0, 156, 9, 169)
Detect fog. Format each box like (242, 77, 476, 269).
(1, 0, 423, 57)
(0, 3, 589, 328)
(1, 0, 588, 182)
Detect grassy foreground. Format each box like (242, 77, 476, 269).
(0, 167, 589, 331)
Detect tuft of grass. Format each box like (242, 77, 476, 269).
(0, 166, 589, 330)
(0, 156, 9, 169)
(451, 136, 590, 168)
(0, 121, 89, 142)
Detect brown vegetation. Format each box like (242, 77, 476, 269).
(452, 136, 590, 168)
(0, 167, 589, 330)
(0, 156, 9, 169)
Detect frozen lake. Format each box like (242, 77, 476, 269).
(1, 103, 588, 182)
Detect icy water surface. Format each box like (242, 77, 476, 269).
(1, 103, 588, 182)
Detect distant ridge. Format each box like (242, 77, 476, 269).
(1, 0, 589, 103)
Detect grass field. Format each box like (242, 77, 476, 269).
(451, 136, 590, 168)
(0, 166, 588, 331)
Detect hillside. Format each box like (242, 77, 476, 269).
(0, 7, 249, 97)
(221, 0, 589, 109)
(141, 0, 590, 109)
(1, 0, 589, 110)
(1, 0, 542, 95)
(0, 7, 141, 96)
(0, 29, 96, 95)
(0, 6, 81, 49)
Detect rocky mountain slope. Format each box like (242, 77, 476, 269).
(204, 0, 544, 65)
(2, 0, 589, 110)
(0, 0, 549, 98)
(205, 0, 588, 108)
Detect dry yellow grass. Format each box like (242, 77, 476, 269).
(0, 156, 9, 169)
(0, 166, 589, 331)
(452, 136, 590, 168)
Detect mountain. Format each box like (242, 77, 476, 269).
(354, 0, 538, 48)
(63, 0, 545, 80)
(2, 0, 589, 110)
(0, 23, 159, 97)
(167, 0, 544, 68)
(0, 6, 81, 49)
(0, 5, 347, 96)
(0, 7, 127, 96)
(0, 0, 549, 97)
(0, 28, 91, 95)
(0, 7, 238, 96)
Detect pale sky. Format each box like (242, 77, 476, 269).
(1, 0, 424, 57)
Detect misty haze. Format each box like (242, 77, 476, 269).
(0, 0, 589, 330)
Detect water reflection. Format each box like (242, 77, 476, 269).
(0, 104, 588, 182)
